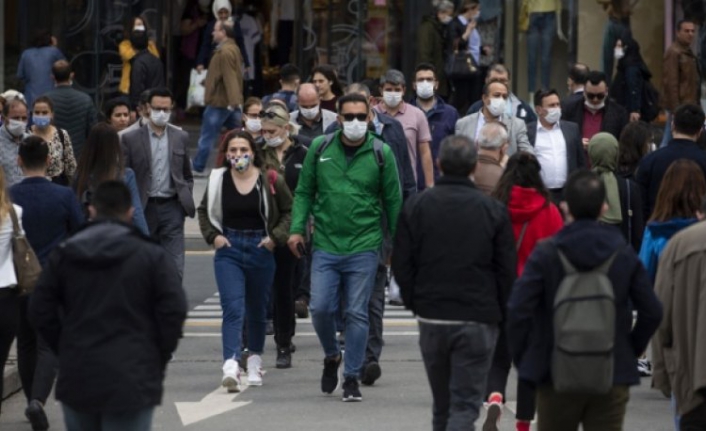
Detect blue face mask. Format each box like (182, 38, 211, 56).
(33, 115, 51, 129)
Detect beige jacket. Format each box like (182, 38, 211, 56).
(204, 39, 243, 109)
(652, 221, 706, 415)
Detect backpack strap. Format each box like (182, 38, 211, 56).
(315, 133, 337, 159)
(595, 249, 621, 275)
(372, 138, 385, 169)
(516, 222, 529, 252)
(557, 246, 621, 276)
(556, 249, 577, 275)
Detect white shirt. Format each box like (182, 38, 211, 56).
(0, 205, 23, 289)
(534, 122, 568, 189)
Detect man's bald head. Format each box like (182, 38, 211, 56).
(297, 83, 320, 108)
(52, 59, 73, 83)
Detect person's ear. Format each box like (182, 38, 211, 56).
(127, 207, 135, 222)
(600, 201, 609, 217)
(696, 210, 705, 221)
(88, 205, 97, 220)
(16, 156, 23, 168)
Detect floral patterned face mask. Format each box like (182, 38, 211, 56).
(228, 154, 251, 172)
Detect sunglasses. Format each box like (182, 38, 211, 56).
(341, 113, 368, 122)
(585, 92, 606, 101)
(260, 111, 288, 121)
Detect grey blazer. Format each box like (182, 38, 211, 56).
(454, 112, 534, 155)
(526, 120, 587, 174)
(122, 125, 195, 217)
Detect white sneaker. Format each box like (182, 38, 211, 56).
(247, 354, 264, 386)
(221, 359, 241, 393)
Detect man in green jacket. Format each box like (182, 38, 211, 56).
(288, 93, 402, 402)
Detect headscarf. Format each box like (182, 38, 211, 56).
(588, 132, 622, 224)
(212, 0, 232, 19)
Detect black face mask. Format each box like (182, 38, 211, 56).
(130, 31, 148, 50)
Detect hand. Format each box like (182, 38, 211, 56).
(213, 235, 231, 249)
(557, 26, 568, 43)
(196, 65, 205, 73)
(582, 138, 590, 150)
(630, 112, 641, 122)
(258, 236, 275, 252)
(482, 45, 494, 56)
(288, 234, 305, 258)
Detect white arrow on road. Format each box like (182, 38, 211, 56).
(175, 385, 251, 426)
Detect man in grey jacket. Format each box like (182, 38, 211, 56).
(289, 83, 337, 147)
(455, 80, 533, 159)
(44, 60, 97, 159)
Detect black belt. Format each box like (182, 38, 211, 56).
(0, 288, 17, 299)
(148, 195, 178, 204)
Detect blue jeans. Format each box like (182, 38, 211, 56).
(527, 12, 556, 93)
(62, 404, 154, 431)
(215, 228, 275, 360)
(310, 250, 378, 379)
(193, 106, 241, 172)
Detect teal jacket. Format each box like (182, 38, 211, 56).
(291, 131, 402, 255)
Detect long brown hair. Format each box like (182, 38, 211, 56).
(650, 159, 706, 222)
(75, 123, 125, 199)
(492, 152, 551, 205)
(0, 168, 12, 222)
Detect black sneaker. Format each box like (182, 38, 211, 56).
(342, 377, 362, 402)
(321, 354, 342, 394)
(361, 361, 381, 386)
(25, 400, 49, 431)
(295, 299, 309, 318)
(276, 345, 292, 369)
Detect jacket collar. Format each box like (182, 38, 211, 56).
(436, 175, 476, 188)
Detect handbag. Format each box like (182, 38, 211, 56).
(9, 206, 42, 296)
(445, 40, 480, 80)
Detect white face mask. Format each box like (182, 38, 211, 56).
(383, 91, 403, 108)
(299, 105, 320, 120)
(585, 100, 605, 111)
(265, 135, 285, 147)
(486, 97, 505, 117)
(614, 47, 625, 60)
(544, 107, 562, 124)
(150, 110, 170, 127)
(440, 15, 453, 24)
(415, 81, 435, 100)
(134, 25, 146, 32)
(245, 118, 262, 132)
(471, 11, 480, 20)
(6, 119, 26, 137)
(342, 119, 368, 141)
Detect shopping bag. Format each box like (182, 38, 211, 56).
(187, 69, 207, 109)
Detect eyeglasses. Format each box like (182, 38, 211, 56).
(260, 111, 288, 121)
(585, 92, 606, 101)
(341, 113, 368, 122)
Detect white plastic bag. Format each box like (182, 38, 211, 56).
(187, 69, 207, 109)
(388, 274, 404, 306)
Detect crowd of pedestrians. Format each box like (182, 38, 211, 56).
(1, 2, 706, 431)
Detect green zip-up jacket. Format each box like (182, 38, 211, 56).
(291, 131, 402, 255)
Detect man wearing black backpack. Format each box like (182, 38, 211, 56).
(507, 169, 662, 431)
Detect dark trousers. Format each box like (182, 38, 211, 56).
(17, 296, 57, 405)
(486, 328, 536, 421)
(682, 401, 706, 431)
(536, 384, 629, 431)
(364, 263, 387, 365)
(63, 404, 154, 431)
(419, 320, 498, 431)
(451, 75, 483, 116)
(144, 198, 185, 279)
(273, 245, 297, 347)
(0, 289, 19, 413)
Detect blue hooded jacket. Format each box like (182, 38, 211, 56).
(638, 218, 698, 282)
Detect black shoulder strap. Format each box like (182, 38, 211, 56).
(57, 128, 66, 147)
(315, 133, 337, 158)
(372, 138, 385, 169)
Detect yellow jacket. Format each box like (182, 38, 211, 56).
(119, 39, 160, 94)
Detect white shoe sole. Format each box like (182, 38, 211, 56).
(222, 376, 241, 393)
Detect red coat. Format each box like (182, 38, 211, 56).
(508, 186, 564, 275)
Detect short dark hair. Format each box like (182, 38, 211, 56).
(483, 79, 509, 96)
(586, 71, 607, 87)
(534, 89, 560, 107)
(618, 121, 652, 172)
(438, 135, 477, 177)
(148, 88, 173, 104)
(19, 136, 49, 171)
(673, 104, 706, 136)
(220, 130, 263, 169)
(677, 19, 696, 32)
(52, 60, 72, 82)
(564, 169, 606, 220)
(32, 96, 54, 112)
(91, 180, 133, 219)
(458, 0, 480, 13)
(568, 63, 590, 85)
(279, 63, 301, 84)
(414, 62, 436, 77)
(337, 93, 370, 113)
(488, 63, 511, 79)
(31, 29, 52, 48)
(139, 90, 151, 107)
(103, 98, 130, 121)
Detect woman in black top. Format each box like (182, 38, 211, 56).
(197, 131, 292, 392)
(259, 103, 308, 369)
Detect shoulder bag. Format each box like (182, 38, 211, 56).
(9, 206, 42, 296)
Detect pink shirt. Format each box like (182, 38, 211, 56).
(375, 102, 432, 182)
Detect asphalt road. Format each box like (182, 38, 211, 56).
(0, 254, 674, 431)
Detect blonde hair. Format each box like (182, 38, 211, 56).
(262, 103, 301, 136)
(0, 169, 13, 222)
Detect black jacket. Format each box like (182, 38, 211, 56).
(391, 176, 516, 323)
(29, 221, 187, 413)
(561, 97, 629, 140)
(526, 120, 586, 175)
(44, 85, 97, 158)
(129, 50, 165, 109)
(561, 90, 584, 112)
(262, 137, 308, 194)
(614, 173, 645, 251)
(507, 220, 662, 387)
